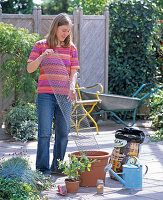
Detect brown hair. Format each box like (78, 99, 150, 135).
(46, 13, 72, 48)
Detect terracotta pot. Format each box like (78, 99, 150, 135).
(65, 179, 80, 193)
(71, 151, 110, 187)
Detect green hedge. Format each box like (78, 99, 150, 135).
(108, 0, 161, 96)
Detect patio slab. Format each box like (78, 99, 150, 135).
(0, 119, 163, 200)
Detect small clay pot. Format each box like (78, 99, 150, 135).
(65, 179, 80, 193)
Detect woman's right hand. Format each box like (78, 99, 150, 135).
(27, 49, 54, 73)
(41, 49, 54, 58)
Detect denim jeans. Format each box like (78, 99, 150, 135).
(36, 93, 71, 174)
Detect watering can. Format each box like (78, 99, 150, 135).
(105, 158, 148, 190)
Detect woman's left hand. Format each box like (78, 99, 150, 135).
(67, 89, 77, 102)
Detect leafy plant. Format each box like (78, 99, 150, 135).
(149, 88, 163, 141)
(0, 0, 34, 14)
(0, 178, 40, 200)
(0, 22, 41, 104)
(5, 103, 38, 142)
(58, 151, 96, 181)
(152, 0, 163, 18)
(108, 0, 161, 96)
(153, 19, 163, 84)
(68, 0, 109, 15)
(41, 0, 69, 15)
(0, 151, 55, 193)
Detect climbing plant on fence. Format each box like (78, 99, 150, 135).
(108, 0, 161, 96)
(0, 22, 41, 104)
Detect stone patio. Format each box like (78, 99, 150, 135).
(0, 119, 163, 200)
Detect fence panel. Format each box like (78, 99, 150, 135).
(79, 8, 108, 92)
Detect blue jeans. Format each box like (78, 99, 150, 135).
(36, 93, 71, 174)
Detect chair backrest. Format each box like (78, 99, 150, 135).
(75, 83, 103, 102)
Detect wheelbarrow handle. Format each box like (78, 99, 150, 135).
(145, 83, 153, 87)
(138, 85, 163, 103)
(132, 83, 153, 97)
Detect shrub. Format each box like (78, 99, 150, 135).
(150, 88, 163, 141)
(0, 22, 41, 104)
(108, 0, 161, 96)
(0, 178, 39, 200)
(0, 156, 53, 191)
(0, 151, 55, 199)
(5, 103, 38, 142)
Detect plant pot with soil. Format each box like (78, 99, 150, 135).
(71, 151, 111, 187)
(58, 151, 96, 193)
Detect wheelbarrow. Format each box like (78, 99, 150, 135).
(80, 83, 162, 127)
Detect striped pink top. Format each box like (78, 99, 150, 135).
(27, 39, 80, 95)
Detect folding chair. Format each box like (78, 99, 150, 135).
(71, 83, 103, 135)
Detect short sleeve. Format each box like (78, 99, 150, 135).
(27, 42, 41, 63)
(70, 45, 80, 70)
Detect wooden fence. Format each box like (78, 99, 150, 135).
(0, 6, 109, 118)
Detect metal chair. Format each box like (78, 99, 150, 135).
(71, 83, 103, 135)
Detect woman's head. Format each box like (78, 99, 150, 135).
(46, 13, 72, 48)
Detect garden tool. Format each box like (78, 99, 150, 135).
(58, 185, 67, 196)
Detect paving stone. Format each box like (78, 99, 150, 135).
(0, 120, 163, 200)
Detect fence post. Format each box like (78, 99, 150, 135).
(37, 6, 42, 36)
(0, 4, 2, 22)
(78, 7, 83, 80)
(33, 6, 41, 35)
(104, 7, 109, 93)
(33, 6, 38, 34)
(73, 7, 79, 50)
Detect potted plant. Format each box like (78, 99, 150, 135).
(58, 151, 96, 193)
(71, 151, 110, 187)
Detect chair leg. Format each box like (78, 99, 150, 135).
(71, 104, 81, 135)
(71, 103, 100, 135)
(87, 113, 99, 134)
(81, 104, 99, 135)
(71, 119, 79, 136)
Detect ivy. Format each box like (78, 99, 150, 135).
(108, 0, 161, 96)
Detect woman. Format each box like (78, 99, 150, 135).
(27, 13, 79, 175)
